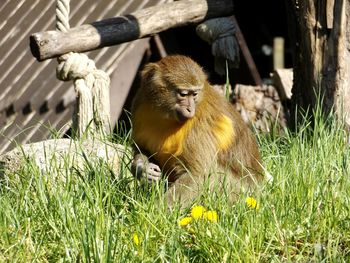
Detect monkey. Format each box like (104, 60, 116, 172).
(130, 55, 263, 206)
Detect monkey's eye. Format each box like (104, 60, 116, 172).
(178, 90, 189, 97)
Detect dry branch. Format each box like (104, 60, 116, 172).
(30, 0, 234, 61)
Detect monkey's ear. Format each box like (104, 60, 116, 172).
(141, 63, 160, 82)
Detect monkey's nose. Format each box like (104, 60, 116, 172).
(176, 107, 195, 121)
(185, 107, 195, 118)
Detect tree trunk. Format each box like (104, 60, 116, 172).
(287, 0, 350, 127)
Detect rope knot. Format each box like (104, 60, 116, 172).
(54, 0, 111, 138)
(56, 52, 96, 81)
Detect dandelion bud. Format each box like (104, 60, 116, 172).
(133, 233, 141, 246)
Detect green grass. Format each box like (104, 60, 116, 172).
(1, 111, 350, 262)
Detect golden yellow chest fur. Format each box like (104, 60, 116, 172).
(132, 104, 234, 164)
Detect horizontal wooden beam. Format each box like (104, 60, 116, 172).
(30, 0, 234, 61)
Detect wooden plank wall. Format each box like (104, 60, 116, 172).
(0, 0, 168, 154)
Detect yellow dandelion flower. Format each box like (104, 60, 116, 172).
(203, 210, 218, 222)
(178, 217, 193, 227)
(246, 197, 259, 209)
(191, 205, 206, 219)
(133, 233, 141, 246)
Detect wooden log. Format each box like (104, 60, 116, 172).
(30, 0, 234, 61)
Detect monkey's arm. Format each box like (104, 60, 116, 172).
(131, 153, 162, 183)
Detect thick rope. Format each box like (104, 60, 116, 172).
(56, 0, 70, 32)
(55, 0, 111, 138)
(196, 17, 239, 76)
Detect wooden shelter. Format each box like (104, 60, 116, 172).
(0, 0, 168, 154)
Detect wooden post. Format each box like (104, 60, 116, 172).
(30, 0, 234, 61)
(273, 37, 284, 70)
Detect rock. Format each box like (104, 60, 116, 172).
(0, 138, 130, 184)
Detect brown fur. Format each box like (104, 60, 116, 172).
(131, 55, 263, 205)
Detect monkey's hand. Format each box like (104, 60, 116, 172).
(131, 154, 162, 183)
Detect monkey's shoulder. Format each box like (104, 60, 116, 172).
(211, 114, 235, 151)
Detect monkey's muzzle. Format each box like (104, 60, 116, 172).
(176, 106, 195, 121)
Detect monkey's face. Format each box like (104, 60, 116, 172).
(139, 55, 207, 123)
(174, 87, 201, 122)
